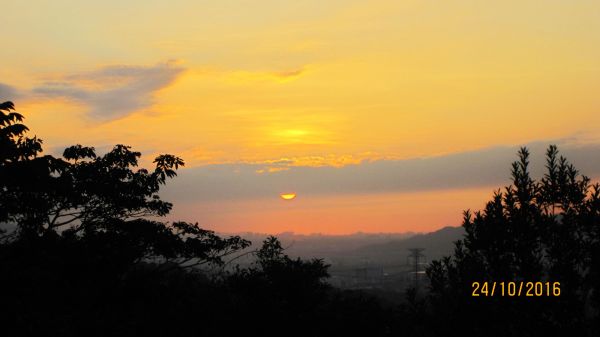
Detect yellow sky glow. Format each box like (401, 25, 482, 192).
(3, 0, 600, 233)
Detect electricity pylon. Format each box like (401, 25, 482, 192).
(407, 248, 426, 291)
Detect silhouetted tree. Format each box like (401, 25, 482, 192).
(233, 236, 330, 298)
(427, 146, 600, 336)
(0, 102, 251, 336)
(223, 237, 399, 337)
(1, 101, 249, 266)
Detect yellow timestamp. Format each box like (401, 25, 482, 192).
(471, 281, 560, 297)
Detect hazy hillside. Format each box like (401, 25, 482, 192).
(225, 231, 416, 258)
(353, 226, 465, 264)
(240, 226, 465, 290)
(227, 226, 464, 269)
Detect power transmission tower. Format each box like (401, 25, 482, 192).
(407, 248, 426, 291)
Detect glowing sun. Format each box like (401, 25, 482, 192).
(280, 193, 297, 200)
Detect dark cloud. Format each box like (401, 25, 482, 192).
(162, 140, 600, 203)
(0, 82, 21, 101)
(33, 62, 184, 120)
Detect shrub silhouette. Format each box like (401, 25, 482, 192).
(427, 146, 600, 336)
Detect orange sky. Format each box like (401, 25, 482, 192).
(2, 0, 600, 233)
(168, 187, 496, 234)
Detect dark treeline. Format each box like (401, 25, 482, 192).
(1, 101, 599, 336)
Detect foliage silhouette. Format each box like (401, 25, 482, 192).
(1, 102, 252, 336)
(427, 146, 600, 336)
(1, 101, 249, 264)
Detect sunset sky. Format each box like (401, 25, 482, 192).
(2, 0, 600, 234)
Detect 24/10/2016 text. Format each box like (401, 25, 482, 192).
(471, 282, 560, 297)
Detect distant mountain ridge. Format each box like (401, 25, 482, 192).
(223, 231, 417, 255)
(353, 226, 465, 264)
(223, 226, 465, 267)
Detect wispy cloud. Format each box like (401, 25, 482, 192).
(32, 62, 185, 121)
(223, 67, 307, 84)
